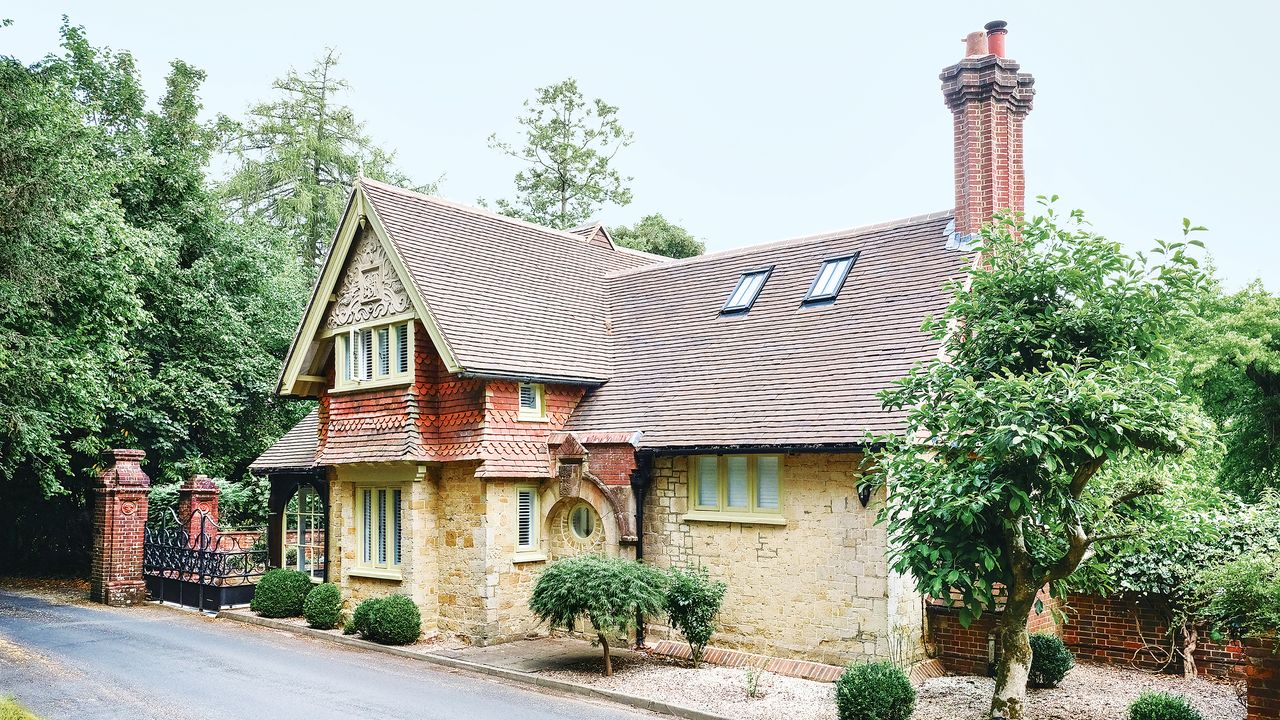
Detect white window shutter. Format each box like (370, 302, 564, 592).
(517, 489, 535, 549)
(395, 323, 410, 374)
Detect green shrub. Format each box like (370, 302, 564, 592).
(250, 568, 314, 618)
(834, 661, 916, 720)
(665, 567, 727, 666)
(302, 582, 343, 629)
(0, 697, 41, 720)
(358, 595, 421, 645)
(1127, 692, 1204, 720)
(1027, 632, 1074, 688)
(530, 555, 667, 675)
(349, 596, 381, 635)
(1192, 551, 1280, 640)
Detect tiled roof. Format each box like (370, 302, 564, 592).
(361, 180, 660, 383)
(249, 409, 319, 472)
(564, 211, 969, 448)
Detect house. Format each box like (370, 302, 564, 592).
(251, 20, 1033, 664)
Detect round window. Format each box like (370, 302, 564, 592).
(569, 504, 595, 540)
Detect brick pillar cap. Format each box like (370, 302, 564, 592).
(110, 448, 147, 463)
(98, 448, 150, 488)
(182, 474, 219, 491)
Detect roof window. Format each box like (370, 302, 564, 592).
(803, 253, 859, 305)
(721, 268, 772, 314)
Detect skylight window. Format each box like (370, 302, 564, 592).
(803, 253, 860, 305)
(721, 268, 772, 314)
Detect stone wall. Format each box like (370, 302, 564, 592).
(642, 452, 907, 665)
(328, 463, 442, 634)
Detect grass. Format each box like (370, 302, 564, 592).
(0, 697, 40, 720)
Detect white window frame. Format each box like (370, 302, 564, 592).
(517, 382, 546, 421)
(514, 485, 544, 561)
(352, 484, 403, 580)
(685, 454, 786, 526)
(334, 319, 414, 392)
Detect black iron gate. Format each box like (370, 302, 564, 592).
(143, 509, 268, 612)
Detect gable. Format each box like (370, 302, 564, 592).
(325, 229, 413, 330)
(276, 185, 457, 398)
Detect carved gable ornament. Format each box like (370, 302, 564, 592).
(326, 229, 412, 329)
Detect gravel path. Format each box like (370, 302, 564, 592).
(541, 653, 1244, 720)
(914, 664, 1244, 720)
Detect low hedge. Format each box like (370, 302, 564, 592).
(302, 582, 343, 630)
(351, 595, 421, 646)
(835, 661, 916, 720)
(250, 568, 314, 618)
(1127, 692, 1204, 720)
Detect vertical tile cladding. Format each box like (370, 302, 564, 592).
(317, 322, 486, 465)
(476, 380, 585, 478)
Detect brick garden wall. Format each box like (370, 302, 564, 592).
(1244, 637, 1280, 720)
(928, 591, 1247, 680)
(926, 587, 1063, 676)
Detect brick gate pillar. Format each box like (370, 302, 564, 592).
(176, 474, 219, 548)
(90, 449, 151, 606)
(1244, 637, 1280, 720)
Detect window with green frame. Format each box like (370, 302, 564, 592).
(691, 455, 782, 515)
(355, 485, 403, 574)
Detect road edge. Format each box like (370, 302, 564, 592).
(217, 610, 732, 720)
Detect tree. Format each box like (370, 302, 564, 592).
(0, 20, 310, 571)
(868, 203, 1207, 719)
(528, 555, 666, 675)
(611, 214, 704, 259)
(1181, 280, 1280, 500)
(487, 78, 633, 229)
(217, 50, 427, 266)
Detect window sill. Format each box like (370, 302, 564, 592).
(682, 511, 787, 527)
(348, 567, 404, 581)
(516, 414, 549, 423)
(330, 378, 412, 395)
(512, 551, 548, 564)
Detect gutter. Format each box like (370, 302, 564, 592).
(642, 442, 880, 456)
(455, 369, 607, 387)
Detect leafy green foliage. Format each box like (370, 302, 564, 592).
(834, 662, 916, 720)
(217, 49, 428, 266)
(487, 78, 633, 229)
(1190, 551, 1280, 641)
(1027, 632, 1073, 687)
(0, 696, 41, 720)
(1127, 692, 1204, 720)
(345, 596, 379, 635)
(0, 21, 311, 572)
(867, 203, 1207, 713)
(302, 582, 343, 630)
(250, 568, 314, 618)
(529, 555, 666, 674)
(1181, 279, 1280, 501)
(664, 566, 726, 665)
(354, 595, 421, 645)
(610, 214, 704, 259)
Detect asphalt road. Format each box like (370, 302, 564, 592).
(0, 590, 653, 720)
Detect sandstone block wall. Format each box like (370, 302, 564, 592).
(642, 452, 910, 665)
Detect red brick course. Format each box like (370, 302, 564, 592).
(1244, 637, 1280, 720)
(176, 474, 219, 548)
(90, 449, 151, 606)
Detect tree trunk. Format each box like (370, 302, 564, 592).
(990, 591, 1037, 720)
(1182, 622, 1198, 679)
(599, 631, 612, 676)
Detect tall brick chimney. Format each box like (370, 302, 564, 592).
(941, 20, 1035, 244)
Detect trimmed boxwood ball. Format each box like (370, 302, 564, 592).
(835, 661, 916, 720)
(349, 596, 381, 635)
(1027, 632, 1074, 688)
(360, 595, 421, 646)
(302, 582, 343, 629)
(1127, 692, 1204, 720)
(250, 568, 315, 618)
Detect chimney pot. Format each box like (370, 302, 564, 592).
(964, 31, 988, 57)
(985, 20, 1009, 57)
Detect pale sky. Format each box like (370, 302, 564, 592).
(7, 1, 1278, 291)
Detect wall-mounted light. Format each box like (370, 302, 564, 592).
(858, 483, 873, 507)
